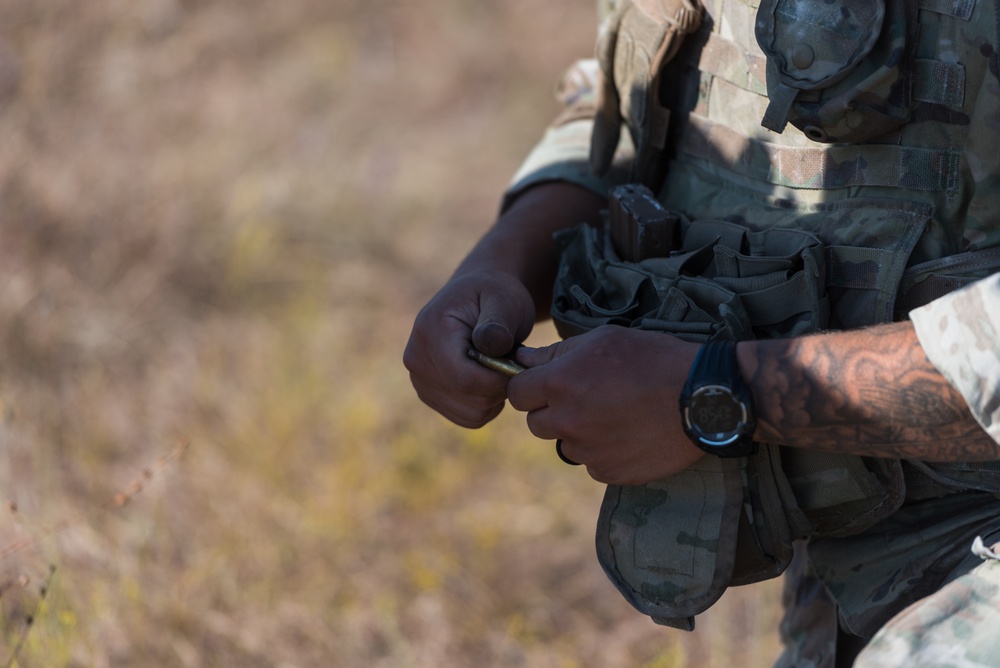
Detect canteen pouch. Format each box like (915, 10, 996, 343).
(553, 209, 908, 628)
(754, 0, 918, 142)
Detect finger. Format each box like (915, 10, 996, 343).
(521, 405, 561, 440)
(507, 337, 586, 411)
(412, 379, 507, 429)
(555, 439, 582, 466)
(514, 336, 586, 369)
(506, 371, 550, 413)
(422, 355, 511, 408)
(408, 341, 512, 419)
(471, 321, 514, 358)
(471, 287, 534, 357)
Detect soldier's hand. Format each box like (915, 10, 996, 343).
(507, 326, 705, 484)
(403, 270, 535, 428)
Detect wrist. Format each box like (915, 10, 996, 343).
(454, 181, 605, 317)
(735, 340, 758, 381)
(735, 339, 780, 443)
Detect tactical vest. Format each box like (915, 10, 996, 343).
(557, 0, 1000, 633)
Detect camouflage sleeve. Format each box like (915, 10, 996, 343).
(502, 58, 633, 210)
(910, 272, 1000, 446)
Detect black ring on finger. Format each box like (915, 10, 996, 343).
(555, 439, 581, 466)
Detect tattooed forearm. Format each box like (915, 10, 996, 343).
(740, 321, 1000, 461)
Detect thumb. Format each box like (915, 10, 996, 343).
(471, 285, 534, 357)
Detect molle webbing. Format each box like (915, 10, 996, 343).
(552, 212, 831, 342)
(913, 59, 967, 108)
(687, 18, 971, 110)
(918, 0, 977, 20)
(679, 113, 962, 194)
(722, 0, 977, 19)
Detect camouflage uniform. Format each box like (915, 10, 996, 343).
(506, 0, 1000, 665)
(911, 273, 1000, 446)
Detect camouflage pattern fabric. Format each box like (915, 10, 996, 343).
(778, 528, 1000, 668)
(853, 535, 1000, 668)
(773, 544, 838, 668)
(804, 491, 1000, 639)
(910, 273, 1000, 447)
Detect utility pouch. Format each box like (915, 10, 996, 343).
(591, 0, 704, 187)
(553, 193, 909, 628)
(755, 0, 917, 143)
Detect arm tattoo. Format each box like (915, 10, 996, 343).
(746, 322, 999, 461)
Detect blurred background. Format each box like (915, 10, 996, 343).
(0, 1, 781, 666)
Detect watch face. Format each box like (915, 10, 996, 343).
(684, 385, 747, 446)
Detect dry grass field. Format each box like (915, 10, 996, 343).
(0, 1, 782, 666)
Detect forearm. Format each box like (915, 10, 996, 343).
(739, 321, 1000, 461)
(455, 181, 605, 320)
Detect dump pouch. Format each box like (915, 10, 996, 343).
(596, 457, 744, 630)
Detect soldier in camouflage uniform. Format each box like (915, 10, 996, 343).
(404, 0, 1000, 665)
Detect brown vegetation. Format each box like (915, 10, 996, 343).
(0, 1, 780, 665)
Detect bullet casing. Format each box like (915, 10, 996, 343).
(467, 348, 525, 377)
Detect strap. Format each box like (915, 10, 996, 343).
(918, 0, 976, 19)
(913, 59, 966, 108)
(680, 113, 962, 194)
(899, 245, 1000, 311)
(691, 30, 970, 121)
(693, 31, 769, 96)
(826, 246, 895, 290)
(907, 459, 1000, 495)
(736, 272, 818, 326)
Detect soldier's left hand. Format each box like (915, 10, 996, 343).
(507, 325, 705, 485)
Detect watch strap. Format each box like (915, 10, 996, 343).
(683, 339, 741, 396)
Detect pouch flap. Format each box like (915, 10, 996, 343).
(596, 456, 744, 624)
(755, 0, 886, 90)
(754, 0, 916, 141)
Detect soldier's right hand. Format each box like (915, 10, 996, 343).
(403, 270, 535, 428)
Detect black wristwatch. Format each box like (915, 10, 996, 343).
(680, 339, 757, 458)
